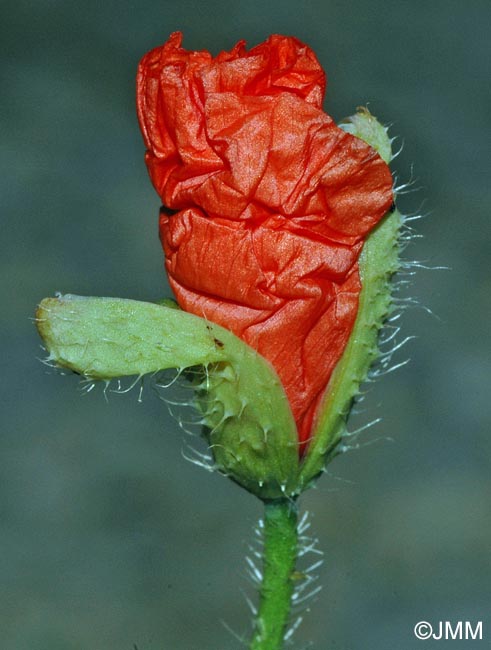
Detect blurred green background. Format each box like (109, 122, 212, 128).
(2, 0, 490, 648)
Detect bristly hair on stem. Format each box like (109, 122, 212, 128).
(249, 499, 299, 650)
(237, 508, 323, 648)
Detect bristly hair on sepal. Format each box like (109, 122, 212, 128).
(297, 109, 409, 491)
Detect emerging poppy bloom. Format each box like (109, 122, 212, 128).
(137, 32, 393, 452)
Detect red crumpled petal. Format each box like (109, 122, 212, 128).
(137, 32, 393, 451)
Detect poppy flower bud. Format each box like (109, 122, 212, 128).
(36, 35, 400, 502)
(137, 33, 398, 494)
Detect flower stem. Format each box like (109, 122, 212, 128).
(250, 498, 298, 650)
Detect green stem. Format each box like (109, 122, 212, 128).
(250, 498, 298, 650)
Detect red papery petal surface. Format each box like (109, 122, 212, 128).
(137, 32, 393, 451)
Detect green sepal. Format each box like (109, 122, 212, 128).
(36, 295, 299, 499)
(298, 109, 401, 490)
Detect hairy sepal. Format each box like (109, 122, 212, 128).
(36, 295, 298, 499)
(298, 109, 401, 490)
